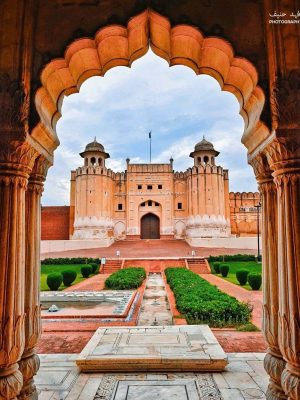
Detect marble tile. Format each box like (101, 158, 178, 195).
(76, 325, 227, 372)
(112, 380, 199, 400)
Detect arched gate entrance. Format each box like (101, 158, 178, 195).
(141, 213, 160, 239)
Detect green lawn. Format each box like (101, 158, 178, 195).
(211, 261, 262, 290)
(40, 264, 92, 291)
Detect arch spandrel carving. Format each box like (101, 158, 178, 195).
(33, 9, 270, 158)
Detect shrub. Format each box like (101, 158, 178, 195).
(46, 273, 63, 290)
(105, 268, 146, 290)
(208, 254, 256, 263)
(81, 265, 93, 278)
(165, 268, 251, 328)
(220, 264, 229, 277)
(248, 273, 262, 290)
(62, 270, 77, 286)
(213, 262, 221, 274)
(236, 269, 249, 286)
(90, 263, 99, 274)
(41, 257, 101, 265)
(237, 322, 260, 332)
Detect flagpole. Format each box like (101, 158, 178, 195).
(149, 131, 152, 163)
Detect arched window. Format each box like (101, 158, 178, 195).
(91, 157, 96, 165)
(204, 155, 209, 164)
(84, 158, 88, 166)
(98, 158, 102, 166)
(197, 156, 201, 164)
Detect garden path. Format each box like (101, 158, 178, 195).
(63, 273, 110, 291)
(137, 273, 173, 325)
(199, 274, 263, 329)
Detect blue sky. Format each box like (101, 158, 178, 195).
(42, 49, 257, 205)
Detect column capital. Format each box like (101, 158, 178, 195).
(249, 152, 273, 184)
(265, 135, 300, 175)
(0, 140, 38, 182)
(27, 156, 51, 194)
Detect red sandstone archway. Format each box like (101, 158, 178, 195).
(32, 9, 270, 160)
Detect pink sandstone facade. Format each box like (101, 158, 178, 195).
(66, 138, 260, 246)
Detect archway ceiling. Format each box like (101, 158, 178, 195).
(32, 9, 270, 160)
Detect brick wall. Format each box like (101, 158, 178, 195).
(41, 206, 70, 240)
(229, 192, 261, 236)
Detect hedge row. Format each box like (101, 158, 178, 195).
(165, 268, 251, 327)
(105, 268, 146, 290)
(41, 257, 101, 265)
(208, 254, 256, 262)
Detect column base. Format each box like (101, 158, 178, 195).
(18, 352, 40, 400)
(0, 364, 23, 400)
(281, 365, 300, 400)
(264, 352, 287, 400)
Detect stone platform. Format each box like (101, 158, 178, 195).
(36, 353, 268, 399)
(76, 325, 228, 372)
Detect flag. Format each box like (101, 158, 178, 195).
(149, 131, 151, 139)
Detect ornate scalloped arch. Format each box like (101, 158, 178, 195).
(33, 9, 270, 157)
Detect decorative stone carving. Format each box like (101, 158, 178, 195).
(263, 135, 300, 400)
(0, 141, 38, 177)
(272, 69, 300, 128)
(274, 172, 300, 400)
(0, 141, 38, 400)
(19, 156, 50, 400)
(264, 353, 286, 400)
(250, 152, 286, 399)
(0, 366, 23, 400)
(0, 74, 29, 136)
(18, 353, 40, 400)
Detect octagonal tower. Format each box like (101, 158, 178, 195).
(71, 138, 114, 245)
(185, 137, 231, 242)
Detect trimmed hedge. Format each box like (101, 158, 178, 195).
(165, 268, 251, 327)
(248, 273, 262, 290)
(81, 265, 93, 278)
(236, 269, 249, 286)
(220, 264, 229, 277)
(213, 262, 221, 274)
(62, 270, 77, 286)
(105, 268, 146, 290)
(90, 263, 99, 274)
(41, 257, 101, 265)
(47, 273, 63, 290)
(209, 254, 256, 263)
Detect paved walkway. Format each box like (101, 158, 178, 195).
(36, 353, 269, 399)
(63, 273, 110, 292)
(137, 273, 172, 326)
(200, 274, 263, 329)
(42, 239, 256, 259)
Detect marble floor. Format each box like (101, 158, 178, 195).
(76, 325, 228, 372)
(36, 352, 268, 399)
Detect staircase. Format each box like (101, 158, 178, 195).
(101, 259, 122, 274)
(186, 258, 211, 274)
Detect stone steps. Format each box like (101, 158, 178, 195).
(102, 259, 122, 274)
(187, 258, 211, 274)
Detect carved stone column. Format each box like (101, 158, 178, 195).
(267, 136, 300, 400)
(0, 142, 37, 400)
(18, 157, 49, 400)
(251, 155, 286, 400)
